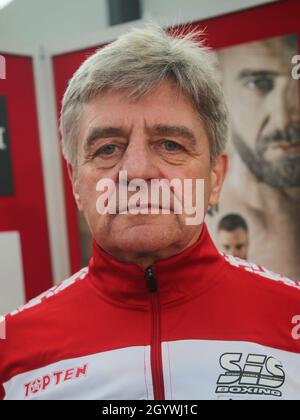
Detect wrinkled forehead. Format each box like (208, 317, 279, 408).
(218, 35, 298, 73)
(219, 228, 249, 242)
(77, 80, 206, 150)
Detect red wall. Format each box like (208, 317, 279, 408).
(53, 47, 102, 273)
(0, 54, 53, 300)
(52, 0, 300, 273)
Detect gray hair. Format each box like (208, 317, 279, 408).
(60, 24, 228, 167)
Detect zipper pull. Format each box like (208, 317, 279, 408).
(145, 267, 157, 293)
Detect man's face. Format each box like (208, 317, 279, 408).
(70, 80, 226, 263)
(219, 37, 300, 189)
(218, 228, 249, 260)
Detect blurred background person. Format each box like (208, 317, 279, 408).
(217, 214, 249, 259)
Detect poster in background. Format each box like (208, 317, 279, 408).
(0, 96, 14, 196)
(206, 34, 300, 281)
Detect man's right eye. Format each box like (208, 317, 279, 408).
(245, 77, 274, 94)
(96, 144, 117, 156)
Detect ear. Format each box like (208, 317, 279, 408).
(208, 154, 229, 208)
(67, 163, 83, 211)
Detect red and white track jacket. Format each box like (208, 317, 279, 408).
(1, 224, 300, 400)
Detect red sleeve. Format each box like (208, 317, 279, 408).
(0, 384, 5, 400)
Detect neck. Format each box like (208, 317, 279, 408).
(230, 154, 300, 214)
(100, 226, 204, 270)
(88, 223, 225, 306)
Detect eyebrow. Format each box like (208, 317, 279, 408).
(84, 127, 128, 152)
(146, 124, 197, 145)
(237, 69, 279, 80)
(84, 124, 198, 152)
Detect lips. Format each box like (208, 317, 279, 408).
(269, 141, 300, 155)
(118, 203, 171, 214)
(279, 144, 300, 153)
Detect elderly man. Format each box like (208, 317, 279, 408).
(1, 26, 300, 401)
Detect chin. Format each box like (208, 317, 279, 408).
(114, 219, 180, 254)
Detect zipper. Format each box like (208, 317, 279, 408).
(145, 267, 165, 400)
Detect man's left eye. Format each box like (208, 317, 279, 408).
(162, 140, 182, 152)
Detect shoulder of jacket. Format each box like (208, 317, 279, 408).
(220, 253, 300, 296)
(4, 267, 89, 322)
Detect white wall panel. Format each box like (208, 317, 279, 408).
(0, 231, 25, 314)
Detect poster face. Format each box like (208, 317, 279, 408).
(0, 96, 14, 196)
(206, 34, 300, 281)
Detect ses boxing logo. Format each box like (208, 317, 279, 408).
(215, 353, 285, 398)
(24, 364, 88, 398)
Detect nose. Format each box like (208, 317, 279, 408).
(285, 78, 300, 124)
(268, 78, 299, 131)
(119, 137, 160, 182)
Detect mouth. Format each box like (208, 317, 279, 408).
(118, 203, 171, 214)
(269, 141, 300, 156)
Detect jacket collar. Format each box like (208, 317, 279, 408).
(88, 224, 225, 307)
